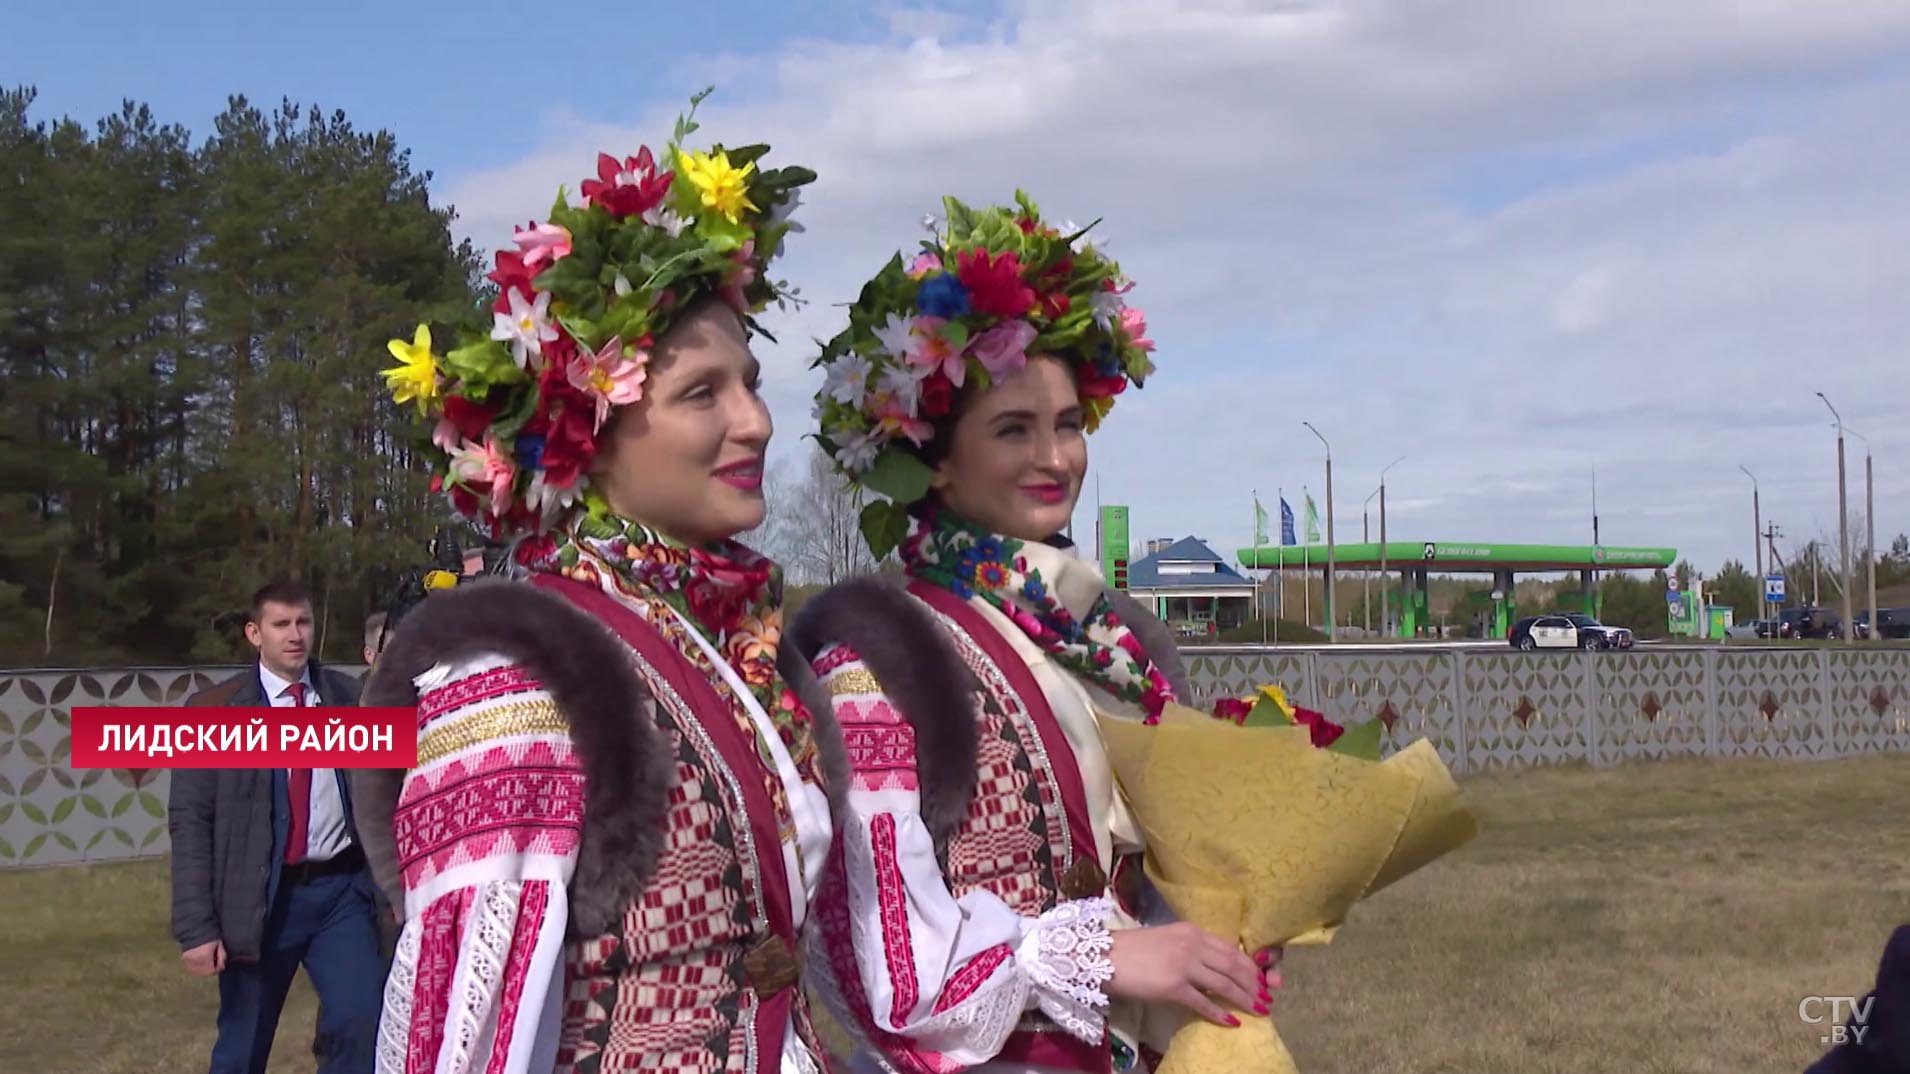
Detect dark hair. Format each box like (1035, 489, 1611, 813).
(905, 353, 1081, 492)
(249, 578, 312, 622)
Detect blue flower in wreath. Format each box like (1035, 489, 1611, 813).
(1021, 575, 1049, 605)
(513, 432, 546, 471)
(916, 272, 971, 319)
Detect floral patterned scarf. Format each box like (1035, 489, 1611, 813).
(901, 507, 1180, 720)
(518, 508, 816, 766)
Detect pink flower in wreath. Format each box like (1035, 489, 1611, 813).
(719, 240, 759, 313)
(874, 394, 933, 447)
(1119, 306, 1154, 353)
(968, 320, 1036, 381)
(512, 221, 573, 271)
(566, 336, 649, 433)
(449, 436, 516, 517)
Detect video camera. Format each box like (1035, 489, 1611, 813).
(376, 525, 511, 651)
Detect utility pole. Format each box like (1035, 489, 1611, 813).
(1739, 465, 1762, 622)
(1849, 430, 1877, 638)
(1380, 455, 1405, 638)
(1817, 393, 1854, 643)
(1363, 488, 1377, 635)
(1303, 422, 1337, 643)
(1591, 466, 1602, 611)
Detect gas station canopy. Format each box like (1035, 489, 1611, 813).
(1238, 541, 1677, 573)
(1234, 541, 1679, 638)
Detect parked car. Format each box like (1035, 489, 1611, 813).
(1509, 615, 1578, 651)
(1777, 607, 1842, 640)
(1853, 608, 1910, 640)
(1556, 613, 1635, 650)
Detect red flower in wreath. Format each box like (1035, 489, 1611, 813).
(955, 248, 1036, 319)
(580, 148, 674, 219)
(919, 373, 955, 418)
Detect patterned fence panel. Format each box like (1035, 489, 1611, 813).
(1589, 650, 1711, 765)
(0, 666, 365, 869)
(4, 652, 1908, 868)
(1453, 650, 1597, 772)
(1825, 650, 1910, 758)
(1183, 649, 1315, 707)
(1311, 652, 1463, 770)
(1712, 649, 1833, 761)
(1182, 646, 1910, 777)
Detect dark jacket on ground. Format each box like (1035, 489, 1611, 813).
(166, 662, 365, 962)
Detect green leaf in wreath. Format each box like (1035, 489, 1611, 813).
(860, 500, 912, 561)
(859, 449, 936, 505)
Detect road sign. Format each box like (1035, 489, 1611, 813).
(1667, 576, 1680, 592)
(1099, 505, 1129, 590)
(1764, 574, 1787, 603)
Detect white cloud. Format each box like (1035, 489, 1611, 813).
(443, 0, 1910, 573)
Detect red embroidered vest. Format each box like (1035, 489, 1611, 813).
(534, 577, 821, 1074)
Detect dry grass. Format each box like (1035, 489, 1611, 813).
(1270, 752, 1910, 1074)
(3, 754, 1906, 1074)
(0, 861, 322, 1074)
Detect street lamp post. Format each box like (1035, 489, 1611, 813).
(1738, 465, 1762, 622)
(1817, 393, 1854, 644)
(1379, 455, 1405, 639)
(1363, 487, 1379, 635)
(1848, 429, 1877, 638)
(1303, 421, 1337, 643)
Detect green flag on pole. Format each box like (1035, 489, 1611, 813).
(1254, 495, 1270, 546)
(1304, 491, 1322, 544)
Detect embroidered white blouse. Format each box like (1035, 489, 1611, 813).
(813, 542, 1170, 1074)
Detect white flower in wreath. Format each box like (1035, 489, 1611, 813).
(835, 429, 883, 473)
(872, 312, 918, 360)
(821, 351, 873, 406)
(876, 364, 924, 415)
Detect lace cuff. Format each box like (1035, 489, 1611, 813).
(1016, 896, 1116, 1042)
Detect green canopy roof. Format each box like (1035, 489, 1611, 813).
(1239, 541, 1676, 572)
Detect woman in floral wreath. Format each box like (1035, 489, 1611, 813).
(351, 93, 842, 1074)
(788, 196, 1276, 1074)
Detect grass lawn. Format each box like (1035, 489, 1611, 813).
(3, 753, 1906, 1074)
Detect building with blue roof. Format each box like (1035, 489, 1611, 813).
(1126, 536, 1258, 638)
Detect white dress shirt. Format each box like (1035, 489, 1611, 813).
(257, 662, 352, 862)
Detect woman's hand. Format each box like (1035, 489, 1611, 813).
(1256, 945, 1285, 1004)
(1106, 923, 1266, 1026)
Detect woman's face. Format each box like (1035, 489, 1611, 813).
(931, 355, 1087, 542)
(590, 298, 772, 545)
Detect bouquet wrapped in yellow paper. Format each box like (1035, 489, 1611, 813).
(1097, 696, 1479, 1074)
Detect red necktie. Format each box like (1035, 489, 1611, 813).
(283, 683, 310, 864)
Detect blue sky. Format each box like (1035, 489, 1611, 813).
(13, 1, 1910, 574)
(7, 0, 953, 178)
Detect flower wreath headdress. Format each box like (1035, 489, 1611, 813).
(381, 88, 815, 538)
(809, 192, 1155, 557)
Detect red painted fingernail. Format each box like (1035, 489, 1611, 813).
(1224, 1014, 1241, 1027)
(1255, 1001, 1270, 1015)
(1254, 949, 1270, 966)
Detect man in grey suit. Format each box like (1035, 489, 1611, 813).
(167, 578, 382, 1074)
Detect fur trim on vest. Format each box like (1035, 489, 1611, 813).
(787, 575, 1193, 849)
(787, 576, 979, 848)
(353, 579, 671, 938)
